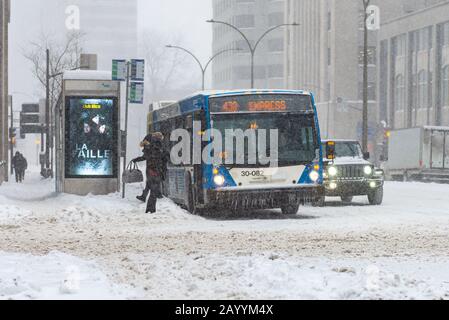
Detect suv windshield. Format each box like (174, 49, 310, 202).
(323, 142, 363, 159)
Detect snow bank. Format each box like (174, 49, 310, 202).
(0, 205, 32, 225)
(124, 253, 449, 300)
(0, 251, 135, 300)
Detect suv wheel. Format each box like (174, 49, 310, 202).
(281, 202, 300, 215)
(368, 187, 383, 205)
(312, 196, 325, 207)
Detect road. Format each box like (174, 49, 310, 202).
(1, 170, 449, 299)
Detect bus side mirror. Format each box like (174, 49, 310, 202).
(326, 141, 336, 160)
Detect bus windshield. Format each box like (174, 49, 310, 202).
(211, 113, 318, 167)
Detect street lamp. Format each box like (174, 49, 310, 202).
(207, 19, 299, 89)
(166, 45, 241, 91)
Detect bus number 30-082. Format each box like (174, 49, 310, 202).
(241, 170, 265, 177)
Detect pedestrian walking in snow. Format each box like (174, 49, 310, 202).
(12, 152, 28, 183)
(133, 132, 170, 213)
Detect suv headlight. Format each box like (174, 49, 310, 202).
(364, 165, 373, 176)
(374, 169, 384, 177)
(328, 166, 338, 177)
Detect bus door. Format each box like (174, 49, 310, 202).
(193, 110, 206, 204)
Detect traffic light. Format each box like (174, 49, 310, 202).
(381, 127, 392, 162)
(9, 128, 17, 148)
(9, 127, 16, 139)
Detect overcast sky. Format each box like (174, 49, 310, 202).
(9, 0, 212, 107)
(139, 0, 212, 63)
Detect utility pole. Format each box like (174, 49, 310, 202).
(362, 0, 370, 154)
(9, 95, 13, 175)
(44, 48, 51, 177)
(122, 61, 131, 199)
(207, 20, 299, 89)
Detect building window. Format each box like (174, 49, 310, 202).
(358, 46, 377, 65)
(442, 66, 449, 107)
(267, 65, 283, 78)
(394, 75, 405, 111)
(234, 15, 255, 28)
(234, 39, 253, 53)
(417, 70, 428, 109)
(268, 38, 284, 52)
(358, 82, 376, 101)
(393, 34, 406, 56)
(268, 12, 284, 27)
(233, 66, 266, 80)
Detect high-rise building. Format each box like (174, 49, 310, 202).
(378, 0, 449, 130)
(212, 0, 286, 89)
(0, 0, 10, 183)
(45, 0, 138, 70)
(285, 0, 402, 143)
(285, 0, 448, 144)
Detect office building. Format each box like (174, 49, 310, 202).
(212, 0, 286, 89)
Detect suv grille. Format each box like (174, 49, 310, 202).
(338, 165, 365, 179)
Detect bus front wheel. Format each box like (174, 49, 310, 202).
(281, 203, 300, 215)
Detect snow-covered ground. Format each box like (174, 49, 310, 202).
(0, 168, 449, 300)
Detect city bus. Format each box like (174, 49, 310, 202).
(147, 90, 325, 215)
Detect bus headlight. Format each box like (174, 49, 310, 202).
(328, 166, 338, 177)
(364, 166, 373, 176)
(213, 175, 225, 186)
(309, 171, 320, 182)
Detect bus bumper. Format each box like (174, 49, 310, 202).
(205, 185, 324, 210)
(324, 178, 384, 197)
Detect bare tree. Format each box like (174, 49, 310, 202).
(141, 29, 196, 101)
(23, 31, 84, 105)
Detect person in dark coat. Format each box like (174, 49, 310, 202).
(12, 152, 28, 183)
(133, 132, 170, 214)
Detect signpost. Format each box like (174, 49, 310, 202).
(131, 59, 145, 81)
(129, 82, 145, 104)
(112, 58, 145, 198)
(20, 103, 42, 135)
(112, 60, 127, 81)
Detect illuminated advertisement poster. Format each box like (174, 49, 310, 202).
(65, 97, 118, 178)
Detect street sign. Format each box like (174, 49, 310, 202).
(131, 59, 145, 81)
(20, 114, 40, 124)
(20, 124, 43, 135)
(20, 103, 42, 135)
(129, 82, 145, 104)
(112, 59, 127, 81)
(22, 103, 39, 113)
